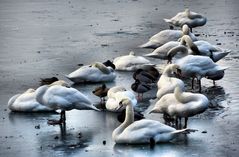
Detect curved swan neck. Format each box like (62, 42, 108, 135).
(113, 101, 134, 138)
(174, 86, 186, 103)
(180, 35, 200, 55)
(174, 87, 194, 103)
(35, 86, 48, 105)
(167, 45, 188, 59)
(93, 62, 111, 74)
(163, 64, 176, 76)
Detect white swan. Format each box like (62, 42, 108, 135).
(145, 35, 229, 62)
(35, 83, 100, 124)
(66, 62, 116, 83)
(157, 64, 185, 99)
(150, 86, 209, 128)
(164, 9, 207, 29)
(140, 24, 197, 49)
(193, 40, 231, 62)
(167, 45, 228, 92)
(112, 98, 196, 144)
(113, 51, 151, 71)
(106, 86, 137, 112)
(8, 88, 54, 112)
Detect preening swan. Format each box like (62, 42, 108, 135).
(106, 86, 137, 112)
(35, 83, 100, 125)
(167, 45, 228, 92)
(150, 86, 209, 128)
(113, 51, 151, 71)
(164, 9, 207, 29)
(140, 24, 197, 49)
(8, 88, 54, 112)
(157, 64, 185, 99)
(66, 62, 116, 83)
(112, 98, 196, 144)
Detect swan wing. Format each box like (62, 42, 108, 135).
(117, 119, 176, 143)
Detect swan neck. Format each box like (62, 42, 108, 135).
(167, 45, 188, 59)
(113, 102, 134, 138)
(35, 86, 48, 105)
(174, 87, 185, 103)
(181, 36, 200, 55)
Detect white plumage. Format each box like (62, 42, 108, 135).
(66, 62, 116, 83)
(112, 98, 196, 144)
(113, 51, 151, 71)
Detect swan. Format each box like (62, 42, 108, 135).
(35, 83, 100, 125)
(167, 45, 228, 92)
(131, 79, 151, 100)
(157, 64, 185, 99)
(106, 86, 137, 112)
(140, 24, 197, 49)
(150, 86, 209, 128)
(164, 9, 207, 30)
(146, 35, 229, 62)
(113, 51, 152, 71)
(8, 88, 54, 112)
(193, 40, 231, 62)
(112, 98, 196, 144)
(92, 84, 109, 104)
(66, 62, 116, 83)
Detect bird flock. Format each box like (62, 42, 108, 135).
(8, 9, 230, 145)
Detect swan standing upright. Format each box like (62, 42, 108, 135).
(35, 82, 100, 125)
(112, 98, 196, 144)
(157, 64, 184, 99)
(167, 44, 227, 92)
(150, 86, 209, 128)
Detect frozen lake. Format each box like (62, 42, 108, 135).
(0, 0, 239, 156)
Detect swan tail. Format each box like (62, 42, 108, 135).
(139, 41, 159, 49)
(212, 51, 230, 62)
(172, 128, 198, 134)
(144, 53, 160, 58)
(164, 18, 172, 23)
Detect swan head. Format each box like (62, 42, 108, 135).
(49, 80, 71, 88)
(116, 98, 132, 111)
(102, 60, 116, 70)
(171, 64, 182, 76)
(182, 24, 190, 35)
